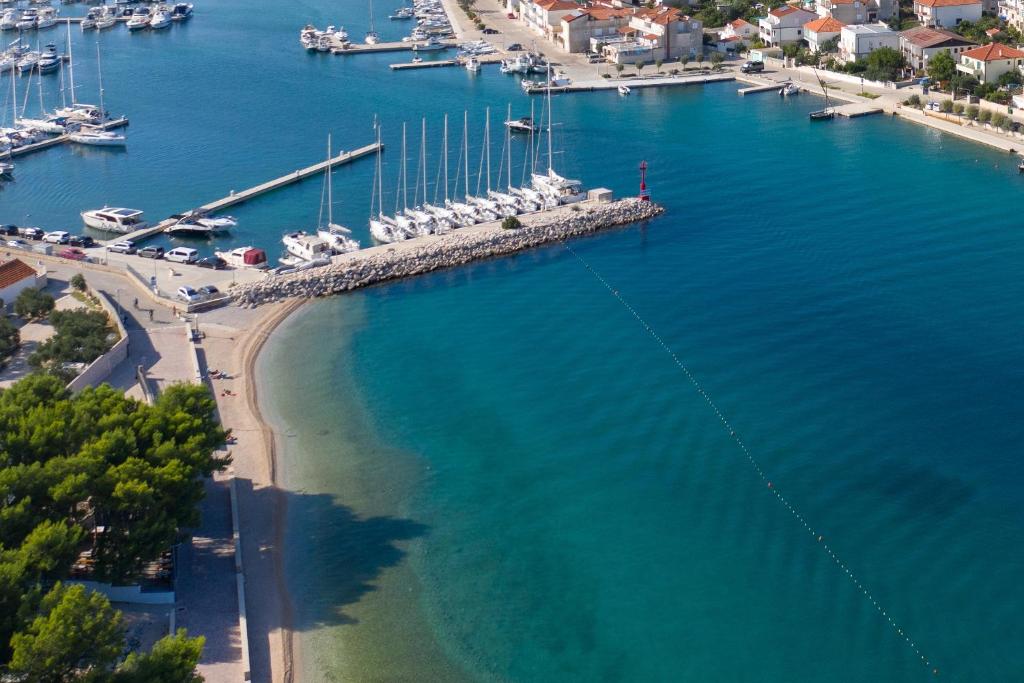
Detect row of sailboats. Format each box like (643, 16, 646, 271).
(369, 79, 584, 244)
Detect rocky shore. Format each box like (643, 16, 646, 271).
(230, 198, 664, 306)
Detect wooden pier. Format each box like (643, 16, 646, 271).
(7, 118, 130, 159)
(117, 142, 383, 244)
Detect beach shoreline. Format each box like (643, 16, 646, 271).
(203, 297, 307, 683)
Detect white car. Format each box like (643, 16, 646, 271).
(6, 239, 29, 249)
(165, 247, 199, 264)
(176, 286, 203, 303)
(107, 240, 136, 254)
(42, 231, 70, 244)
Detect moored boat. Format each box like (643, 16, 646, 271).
(214, 246, 269, 270)
(81, 207, 146, 232)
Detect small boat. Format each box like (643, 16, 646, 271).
(809, 68, 833, 121)
(81, 8, 98, 29)
(95, 7, 117, 29)
(281, 231, 333, 263)
(618, 85, 630, 96)
(411, 55, 422, 63)
(0, 10, 19, 31)
(216, 246, 268, 270)
(16, 51, 40, 74)
(35, 6, 56, 28)
(36, 43, 60, 73)
(364, 31, 379, 44)
(1018, 159, 1024, 174)
(126, 8, 150, 30)
(504, 116, 535, 133)
(0, 161, 13, 178)
(390, 5, 414, 19)
(780, 82, 799, 96)
(149, 7, 172, 29)
(15, 9, 37, 30)
(465, 56, 480, 72)
(412, 37, 446, 51)
(170, 2, 192, 20)
(68, 125, 126, 146)
(81, 206, 146, 232)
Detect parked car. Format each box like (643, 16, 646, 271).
(68, 235, 96, 248)
(482, 27, 499, 34)
(6, 239, 29, 250)
(108, 240, 136, 254)
(165, 247, 199, 264)
(196, 256, 227, 270)
(57, 247, 88, 261)
(507, 43, 522, 51)
(43, 231, 70, 244)
(506, 12, 516, 18)
(0, 225, 19, 236)
(198, 285, 220, 299)
(138, 246, 164, 259)
(176, 286, 203, 303)
(17, 226, 44, 240)
(740, 60, 764, 73)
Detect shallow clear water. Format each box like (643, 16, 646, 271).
(7, 0, 1023, 678)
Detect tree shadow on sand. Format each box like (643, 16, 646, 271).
(236, 479, 428, 682)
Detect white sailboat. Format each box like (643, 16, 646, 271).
(531, 65, 585, 207)
(369, 123, 403, 243)
(365, 0, 379, 44)
(316, 134, 360, 254)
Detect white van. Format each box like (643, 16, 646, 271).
(165, 247, 199, 264)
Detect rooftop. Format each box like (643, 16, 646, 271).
(915, 0, 981, 7)
(842, 22, 897, 35)
(804, 16, 845, 32)
(0, 259, 38, 290)
(961, 41, 1024, 60)
(900, 25, 976, 47)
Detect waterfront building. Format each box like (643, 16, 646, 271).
(815, 0, 897, 24)
(716, 18, 758, 51)
(560, 7, 633, 52)
(999, 0, 1024, 32)
(596, 7, 703, 64)
(899, 25, 977, 74)
(0, 258, 46, 309)
(758, 6, 819, 46)
(839, 22, 900, 62)
(956, 41, 1024, 82)
(913, 0, 982, 28)
(803, 16, 845, 52)
(521, 0, 581, 41)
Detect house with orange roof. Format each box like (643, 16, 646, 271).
(913, 0, 982, 28)
(956, 41, 1024, 82)
(715, 18, 758, 52)
(758, 5, 818, 46)
(0, 258, 46, 310)
(559, 7, 634, 53)
(596, 6, 704, 63)
(521, 0, 582, 41)
(803, 16, 845, 52)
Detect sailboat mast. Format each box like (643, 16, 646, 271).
(546, 64, 553, 174)
(463, 110, 469, 199)
(529, 99, 535, 175)
(420, 118, 427, 206)
(506, 103, 512, 189)
(377, 124, 384, 218)
(67, 21, 75, 106)
(96, 43, 105, 119)
(326, 134, 333, 226)
(443, 113, 449, 202)
(402, 122, 408, 210)
(485, 107, 490, 192)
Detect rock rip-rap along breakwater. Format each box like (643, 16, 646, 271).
(231, 198, 664, 306)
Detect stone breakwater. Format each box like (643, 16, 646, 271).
(231, 199, 664, 307)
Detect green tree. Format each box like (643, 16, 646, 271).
(927, 50, 956, 83)
(654, 58, 663, 72)
(635, 60, 644, 75)
(681, 54, 690, 70)
(863, 46, 905, 82)
(991, 111, 1006, 127)
(113, 629, 205, 683)
(501, 216, 522, 230)
(9, 583, 124, 682)
(939, 98, 954, 113)
(979, 107, 993, 123)
(997, 69, 1022, 87)
(711, 51, 724, 70)
(13, 288, 55, 320)
(28, 308, 116, 374)
(70, 274, 87, 292)
(0, 317, 18, 362)
(615, 63, 624, 76)
(953, 102, 965, 115)
(966, 104, 980, 119)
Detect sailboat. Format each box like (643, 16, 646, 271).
(369, 123, 405, 243)
(530, 65, 585, 207)
(809, 68, 833, 121)
(67, 44, 124, 146)
(365, 0, 379, 45)
(316, 134, 360, 254)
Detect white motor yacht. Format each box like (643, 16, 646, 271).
(16, 51, 39, 73)
(35, 6, 56, 28)
(95, 7, 117, 29)
(126, 8, 150, 30)
(15, 9, 37, 30)
(618, 85, 631, 96)
(465, 56, 480, 73)
(317, 225, 360, 253)
(504, 116, 535, 133)
(0, 10, 20, 31)
(149, 7, 172, 29)
(81, 207, 146, 233)
(170, 3, 192, 21)
(281, 231, 333, 263)
(531, 169, 586, 206)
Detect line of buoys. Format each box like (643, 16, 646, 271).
(562, 241, 937, 675)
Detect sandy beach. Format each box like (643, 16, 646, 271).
(200, 297, 307, 683)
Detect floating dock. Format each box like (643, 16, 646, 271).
(7, 118, 130, 159)
(389, 53, 500, 70)
(330, 41, 454, 55)
(523, 72, 734, 95)
(116, 142, 382, 244)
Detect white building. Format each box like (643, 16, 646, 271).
(758, 5, 819, 46)
(521, 0, 581, 41)
(956, 41, 1024, 82)
(913, 0, 982, 28)
(899, 25, 977, 74)
(839, 22, 900, 61)
(1001, 0, 1024, 33)
(804, 16, 845, 52)
(0, 258, 46, 311)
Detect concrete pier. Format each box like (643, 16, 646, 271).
(523, 72, 734, 95)
(230, 198, 664, 306)
(117, 142, 382, 244)
(7, 118, 130, 159)
(330, 41, 454, 55)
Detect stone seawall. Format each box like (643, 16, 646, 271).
(231, 198, 664, 307)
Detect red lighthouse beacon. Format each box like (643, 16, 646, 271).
(638, 160, 650, 202)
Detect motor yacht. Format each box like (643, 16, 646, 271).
(170, 3, 192, 20)
(81, 207, 146, 232)
(214, 246, 269, 270)
(68, 125, 125, 146)
(149, 7, 172, 29)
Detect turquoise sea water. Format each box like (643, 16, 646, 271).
(6, 0, 1024, 679)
